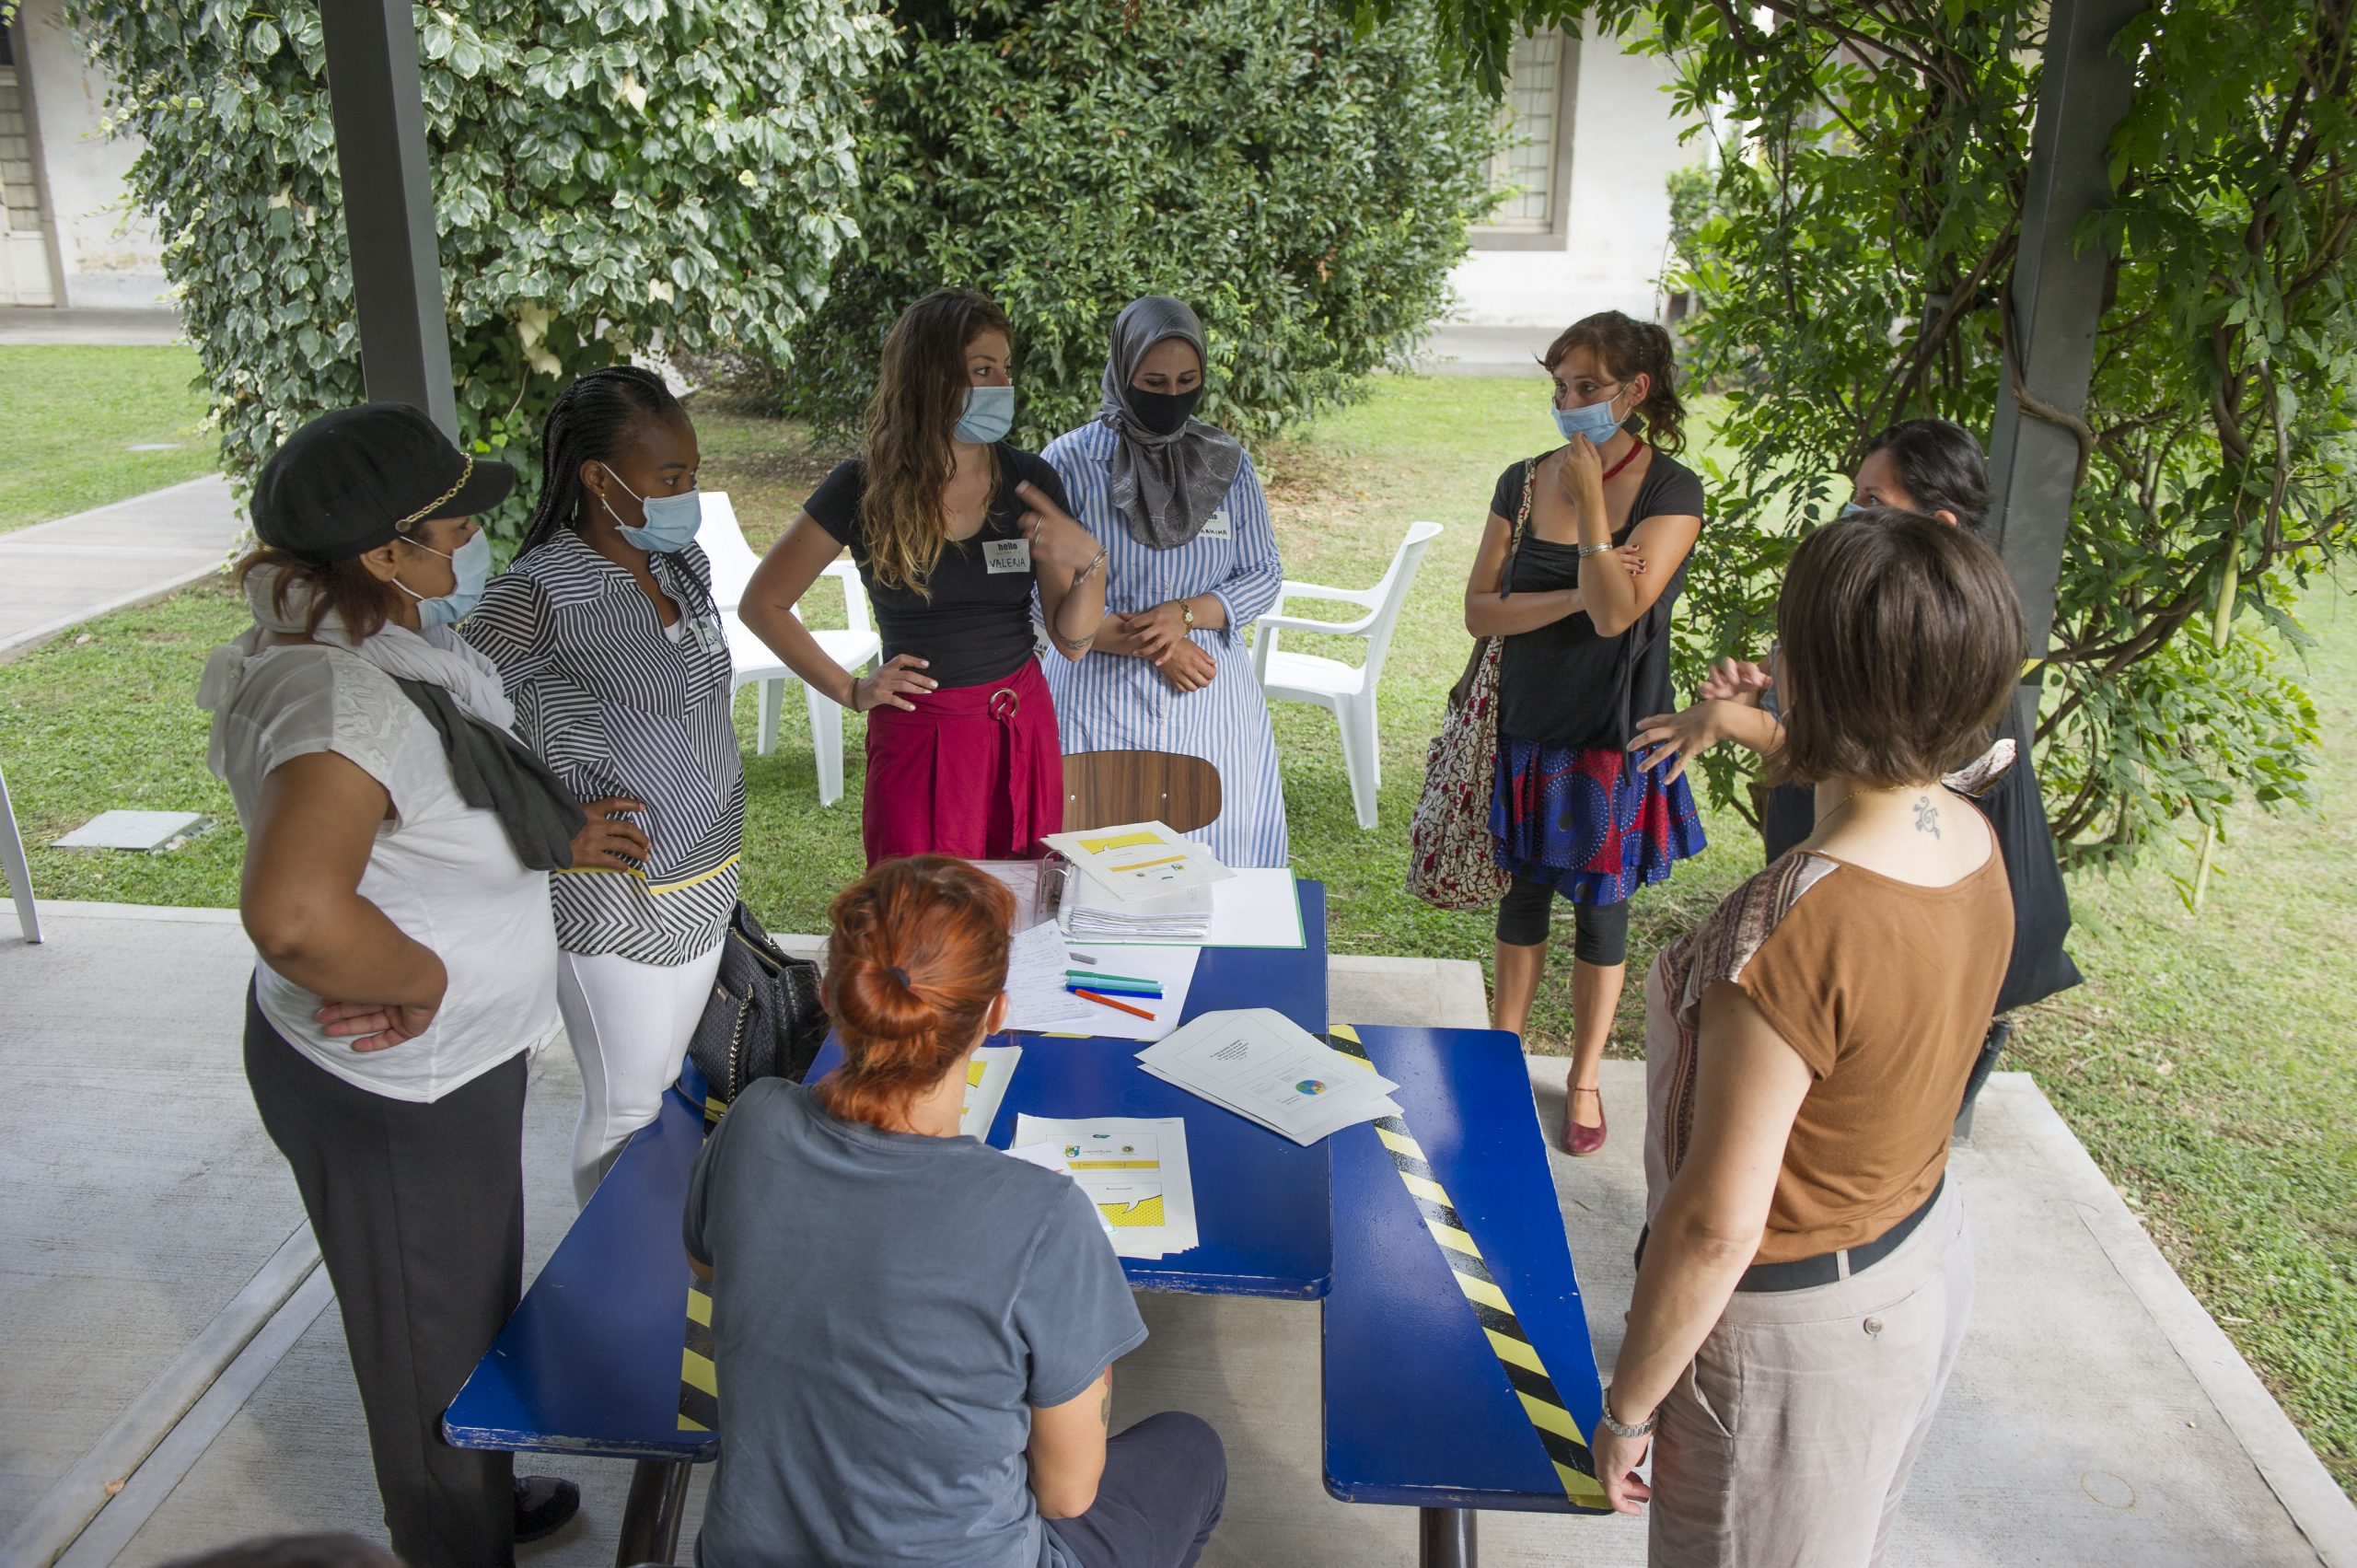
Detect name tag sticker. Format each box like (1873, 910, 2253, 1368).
(1199, 510, 1232, 540)
(983, 538, 1032, 575)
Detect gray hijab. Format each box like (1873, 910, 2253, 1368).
(1099, 296, 1248, 550)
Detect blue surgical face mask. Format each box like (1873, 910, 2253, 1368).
(1551, 388, 1627, 447)
(599, 465, 703, 552)
(956, 383, 1016, 445)
(1839, 501, 1866, 518)
(396, 529, 491, 629)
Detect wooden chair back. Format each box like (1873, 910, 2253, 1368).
(1061, 749, 1223, 838)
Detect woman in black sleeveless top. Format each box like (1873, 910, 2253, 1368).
(1464, 312, 1708, 1156)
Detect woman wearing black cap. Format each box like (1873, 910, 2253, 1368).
(199, 404, 629, 1565)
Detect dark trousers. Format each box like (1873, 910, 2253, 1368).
(1046, 1411, 1227, 1568)
(244, 984, 527, 1568)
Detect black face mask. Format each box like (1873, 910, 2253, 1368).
(1126, 385, 1202, 436)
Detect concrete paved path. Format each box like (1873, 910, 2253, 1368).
(4, 901, 2349, 1565)
(0, 477, 244, 662)
(0, 308, 183, 348)
(1413, 323, 1555, 377)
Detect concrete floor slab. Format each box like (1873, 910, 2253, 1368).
(0, 904, 306, 1530)
(7, 912, 2348, 1566)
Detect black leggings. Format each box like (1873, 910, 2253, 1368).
(1496, 876, 1630, 966)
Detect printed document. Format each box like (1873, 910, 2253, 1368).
(1001, 919, 1093, 1032)
(959, 1044, 1021, 1140)
(1135, 1008, 1402, 1146)
(1041, 820, 1235, 901)
(1011, 1115, 1200, 1260)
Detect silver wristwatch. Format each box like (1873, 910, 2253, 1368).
(1597, 1387, 1656, 1438)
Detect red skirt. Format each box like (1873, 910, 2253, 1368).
(863, 656, 1063, 865)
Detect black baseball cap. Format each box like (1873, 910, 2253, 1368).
(252, 403, 516, 564)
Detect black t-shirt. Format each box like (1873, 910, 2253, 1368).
(1491, 449, 1708, 747)
(1761, 684, 2082, 1016)
(802, 446, 1074, 690)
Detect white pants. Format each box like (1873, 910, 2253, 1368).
(554, 942, 725, 1207)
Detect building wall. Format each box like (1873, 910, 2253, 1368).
(1448, 33, 1699, 328)
(17, 0, 165, 308)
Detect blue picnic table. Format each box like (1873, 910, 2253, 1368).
(446, 880, 1333, 1562)
(444, 883, 1608, 1566)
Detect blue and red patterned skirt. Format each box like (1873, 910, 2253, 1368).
(1490, 736, 1707, 903)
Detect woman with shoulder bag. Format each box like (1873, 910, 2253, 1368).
(463, 366, 746, 1205)
(1464, 311, 1708, 1156)
(200, 405, 612, 1564)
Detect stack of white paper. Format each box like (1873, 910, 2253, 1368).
(1010, 1114, 1200, 1259)
(1134, 1009, 1403, 1146)
(1067, 867, 1304, 949)
(959, 1044, 1021, 1140)
(1042, 820, 1235, 905)
(1062, 881, 1213, 944)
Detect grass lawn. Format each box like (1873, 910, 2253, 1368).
(0, 346, 218, 533)
(0, 370, 2350, 1490)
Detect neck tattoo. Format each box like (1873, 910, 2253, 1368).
(1913, 795, 1942, 838)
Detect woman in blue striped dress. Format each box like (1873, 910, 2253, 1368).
(1039, 296, 1289, 867)
(464, 367, 744, 1206)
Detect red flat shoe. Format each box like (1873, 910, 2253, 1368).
(1563, 1085, 1607, 1156)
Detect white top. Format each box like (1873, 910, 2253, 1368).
(207, 645, 561, 1103)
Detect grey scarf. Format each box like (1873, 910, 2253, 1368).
(1099, 296, 1248, 550)
(204, 566, 584, 872)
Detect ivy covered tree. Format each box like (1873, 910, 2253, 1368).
(64, 0, 893, 538)
(1352, 1, 2356, 871)
(1634, 1, 2356, 872)
(777, 0, 1499, 447)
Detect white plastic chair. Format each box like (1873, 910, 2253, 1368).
(702, 492, 882, 808)
(1251, 520, 1444, 830)
(698, 490, 767, 612)
(1, 763, 40, 944)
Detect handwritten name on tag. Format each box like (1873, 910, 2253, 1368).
(983, 538, 1033, 574)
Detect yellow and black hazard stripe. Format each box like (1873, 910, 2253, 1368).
(679, 1282, 718, 1432)
(1327, 1026, 1608, 1511)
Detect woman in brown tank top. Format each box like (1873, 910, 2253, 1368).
(1591, 510, 2026, 1567)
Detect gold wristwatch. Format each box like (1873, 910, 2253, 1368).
(1179, 598, 1196, 629)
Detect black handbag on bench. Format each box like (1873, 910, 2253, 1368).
(687, 902, 830, 1106)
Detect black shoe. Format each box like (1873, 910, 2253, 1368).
(515, 1475, 581, 1543)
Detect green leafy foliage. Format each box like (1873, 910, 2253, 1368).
(62, 0, 893, 543)
(1610, 0, 2357, 868)
(773, 0, 1500, 449)
(1343, 0, 1587, 97)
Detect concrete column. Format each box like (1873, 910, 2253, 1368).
(318, 0, 457, 436)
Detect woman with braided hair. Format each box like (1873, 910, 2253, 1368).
(463, 366, 744, 1205)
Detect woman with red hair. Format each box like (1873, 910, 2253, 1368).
(682, 856, 1226, 1567)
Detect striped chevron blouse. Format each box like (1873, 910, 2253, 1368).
(464, 528, 743, 966)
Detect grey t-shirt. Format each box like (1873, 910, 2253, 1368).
(683, 1077, 1147, 1567)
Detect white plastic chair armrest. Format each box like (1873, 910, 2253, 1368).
(1258, 607, 1383, 639)
(819, 558, 874, 636)
(1273, 578, 1386, 610)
